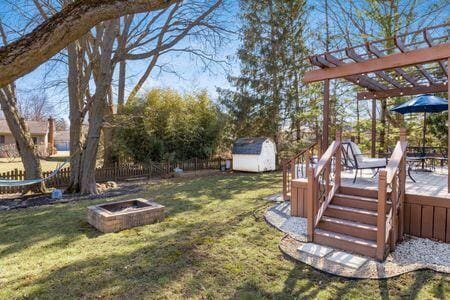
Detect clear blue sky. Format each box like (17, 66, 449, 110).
(2, 0, 449, 120)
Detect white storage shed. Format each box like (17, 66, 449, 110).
(232, 137, 277, 172)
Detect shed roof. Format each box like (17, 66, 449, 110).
(0, 119, 48, 135)
(232, 137, 270, 155)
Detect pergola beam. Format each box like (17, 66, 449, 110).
(312, 56, 383, 91)
(323, 53, 387, 90)
(424, 29, 448, 76)
(395, 35, 437, 85)
(366, 43, 419, 87)
(346, 48, 402, 88)
(304, 43, 450, 83)
(357, 83, 448, 100)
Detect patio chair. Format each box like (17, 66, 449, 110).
(341, 141, 387, 183)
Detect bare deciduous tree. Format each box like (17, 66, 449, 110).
(18, 93, 55, 121)
(55, 118, 68, 131)
(27, 0, 228, 194)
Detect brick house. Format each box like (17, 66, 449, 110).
(0, 118, 55, 157)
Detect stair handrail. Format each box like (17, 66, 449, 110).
(376, 129, 407, 260)
(282, 142, 318, 201)
(306, 132, 342, 241)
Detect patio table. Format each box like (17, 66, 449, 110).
(407, 146, 447, 172)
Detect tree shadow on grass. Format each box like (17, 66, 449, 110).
(0, 173, 275, 261)
(231, 263, 336, 299)
(0, 205, 91, 259)
(432, 273, 448, 299)
(0, 172, 283, 298)
(231, 258, 448, 299)
(12, 208, 259, 299)
(0, 194, 204, 260)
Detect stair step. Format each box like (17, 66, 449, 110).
(318, 216, 377, 240)
(324, 204, 378, 225)
(339, 186, 378, 199)
(335, 193, 377, 202)
(314, 229, 377, 258)
(333, 193, 379, 211)
(333, 193, 392, 213)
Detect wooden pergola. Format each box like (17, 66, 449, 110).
(303, 22, 450, 191)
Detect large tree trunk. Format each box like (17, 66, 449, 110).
(80, 77, 112, 194)
(66, 43, 85, 193)
(80, 98, 104, 194)
(0, 85, 46, 193)
(79, 20, 117, 194)
(102, 89, 115, 167)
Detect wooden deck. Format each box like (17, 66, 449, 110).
(341, 167, 450, 199)
(289, 165, 450, 246)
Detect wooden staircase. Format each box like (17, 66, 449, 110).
(314, 188, 390, 258)
(305, 131, 407, 261)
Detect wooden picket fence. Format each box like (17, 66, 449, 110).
(0, 158, 224, 195)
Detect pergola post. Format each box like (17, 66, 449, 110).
(323, 79, 330, 152)
(447, 58, 449, 193)
(371, 99, 377, 158)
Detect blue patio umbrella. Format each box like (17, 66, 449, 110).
(390, 94, 448, 154)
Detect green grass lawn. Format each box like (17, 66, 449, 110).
(0, 173, 448, 299)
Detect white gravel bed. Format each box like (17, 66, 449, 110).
(265, 201, 450, 278)
(264, 201, 307, 242)
(389, 237, 450, 270)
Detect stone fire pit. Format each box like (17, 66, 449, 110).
(87, 198, 165, 233)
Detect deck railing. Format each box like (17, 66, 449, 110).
(376, 129, 407, 260)
(282, 142, 318, 201)
(306, 133, 342, 241)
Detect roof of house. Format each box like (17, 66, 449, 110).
(0, 119, 48, 135)
(232, 137, 271, 155)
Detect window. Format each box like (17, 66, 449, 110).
(32, 137, 38, 144)
(0, 135, 5, 144)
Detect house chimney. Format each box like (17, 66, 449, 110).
(48, 117, 55, 156)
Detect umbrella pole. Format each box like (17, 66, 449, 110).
(422, 112, 427, 169)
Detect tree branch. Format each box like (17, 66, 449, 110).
(0, 0, 179, 87)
